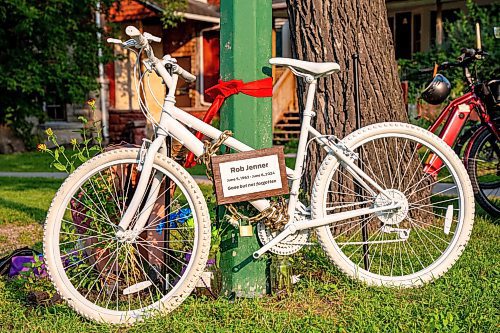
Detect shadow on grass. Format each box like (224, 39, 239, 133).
(0, 177, 62, 225)
(0, 197, 48, 224)
(0, 177, 62, 192)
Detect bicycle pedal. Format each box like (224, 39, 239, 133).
(123, 281, 153, 295)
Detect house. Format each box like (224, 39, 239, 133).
(386, 0, 496, 59)
(105, 0, 299, 144)
(38, 0, 221, 146)
(106, 0, 221, 143)
(45, 1, 495, 146)
(271, 0, 497, 60)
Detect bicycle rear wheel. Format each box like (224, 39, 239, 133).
(43, 148, 211, 324)
(465, 127, 500, 217)
(311, 123, 474, 287)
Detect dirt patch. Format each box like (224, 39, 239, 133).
(0, 223, 42, 255)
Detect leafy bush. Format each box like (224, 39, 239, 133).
(0, 0, 116, 148)
(399, 0, 500, 104)
(158, 0, 188, 28)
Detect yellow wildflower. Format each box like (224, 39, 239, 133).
(45, 128, 53, 136)
(37, 143, 47, 152)
(70, 138, 77, 146)
(87, 98, 96, 108)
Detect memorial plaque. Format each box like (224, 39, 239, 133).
(211, 147, 289, 204)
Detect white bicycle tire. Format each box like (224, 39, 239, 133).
(311, 122, 474, 287)
(43, 148, 211, 324)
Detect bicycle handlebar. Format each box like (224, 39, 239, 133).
(418, 61, 458, 74)
(121, 26, 196, 83)
(125, 26, 148, 48)
(418, 47, 488, 75)
(175, 65, 197, 83)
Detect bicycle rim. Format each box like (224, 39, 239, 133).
(467, 129, 500, 216)
(313, 123, 473, 285)
(44, 151, 209, 322)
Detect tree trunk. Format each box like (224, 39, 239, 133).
(286, 0, 407, 172)
(286, 0, 430, 233)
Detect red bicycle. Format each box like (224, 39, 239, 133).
(418, 44, 499, 217)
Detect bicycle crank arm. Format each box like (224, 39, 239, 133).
(253, 203, 400, 259)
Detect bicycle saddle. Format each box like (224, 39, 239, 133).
(270, 57, 340, 78)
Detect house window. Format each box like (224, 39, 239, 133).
(201, 29, 220, 103)
(395, 12, 412, 59)
(44, 92, 67, 121)
(388, 12, 421, 58)
(274, 18, 291, 58)
(276, 25, 283, 58)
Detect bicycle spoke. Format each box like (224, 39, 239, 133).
(319, 130, 468, 283)
(48, 155, 203, 316)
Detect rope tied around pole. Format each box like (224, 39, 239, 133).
(185, 77, 273, 168)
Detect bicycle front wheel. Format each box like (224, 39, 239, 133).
(465, 127, 500, 217)
(43, 148, 211, 324)
(311, 123, 474, 287)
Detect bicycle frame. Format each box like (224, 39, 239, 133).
(424, 87, 499, 174)
(115, 53, 399, 257)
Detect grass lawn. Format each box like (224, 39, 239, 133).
(0, 151, 297, 177)
(0, 152, 60, 173)
(0, 177, 498, 332)
(0, 150, 209, 175)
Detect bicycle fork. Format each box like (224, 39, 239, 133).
(115, 92, 203, 239)
(115, 134, 166, 240)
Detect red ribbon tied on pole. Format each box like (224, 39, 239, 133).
(184, 77, 273, 168)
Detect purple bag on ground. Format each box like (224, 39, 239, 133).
(7, 254, 47, 278)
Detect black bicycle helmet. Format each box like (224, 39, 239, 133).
(421, 74, 451, 105)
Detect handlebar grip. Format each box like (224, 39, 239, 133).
(175, 66, 196, 83)
(107, 38, 123, 44)
(125, 26, 147, 47)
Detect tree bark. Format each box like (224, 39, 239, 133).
(286, 0, 407, 180)
(286, 0, 431, 233)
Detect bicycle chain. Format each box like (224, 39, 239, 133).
(196, 131, 289, 230)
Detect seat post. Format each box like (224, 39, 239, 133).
(302, 75, 317, 117)
(287, 76, 317, 216)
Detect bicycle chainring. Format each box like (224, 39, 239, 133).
(257, 220, 310, 255)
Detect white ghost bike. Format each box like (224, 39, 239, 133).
(43, 26, 474, 324)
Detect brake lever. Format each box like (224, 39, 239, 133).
(107, 38, 123, 44)
(106, 37, 139, 49)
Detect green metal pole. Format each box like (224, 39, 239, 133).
(219, 0, 272, 298)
